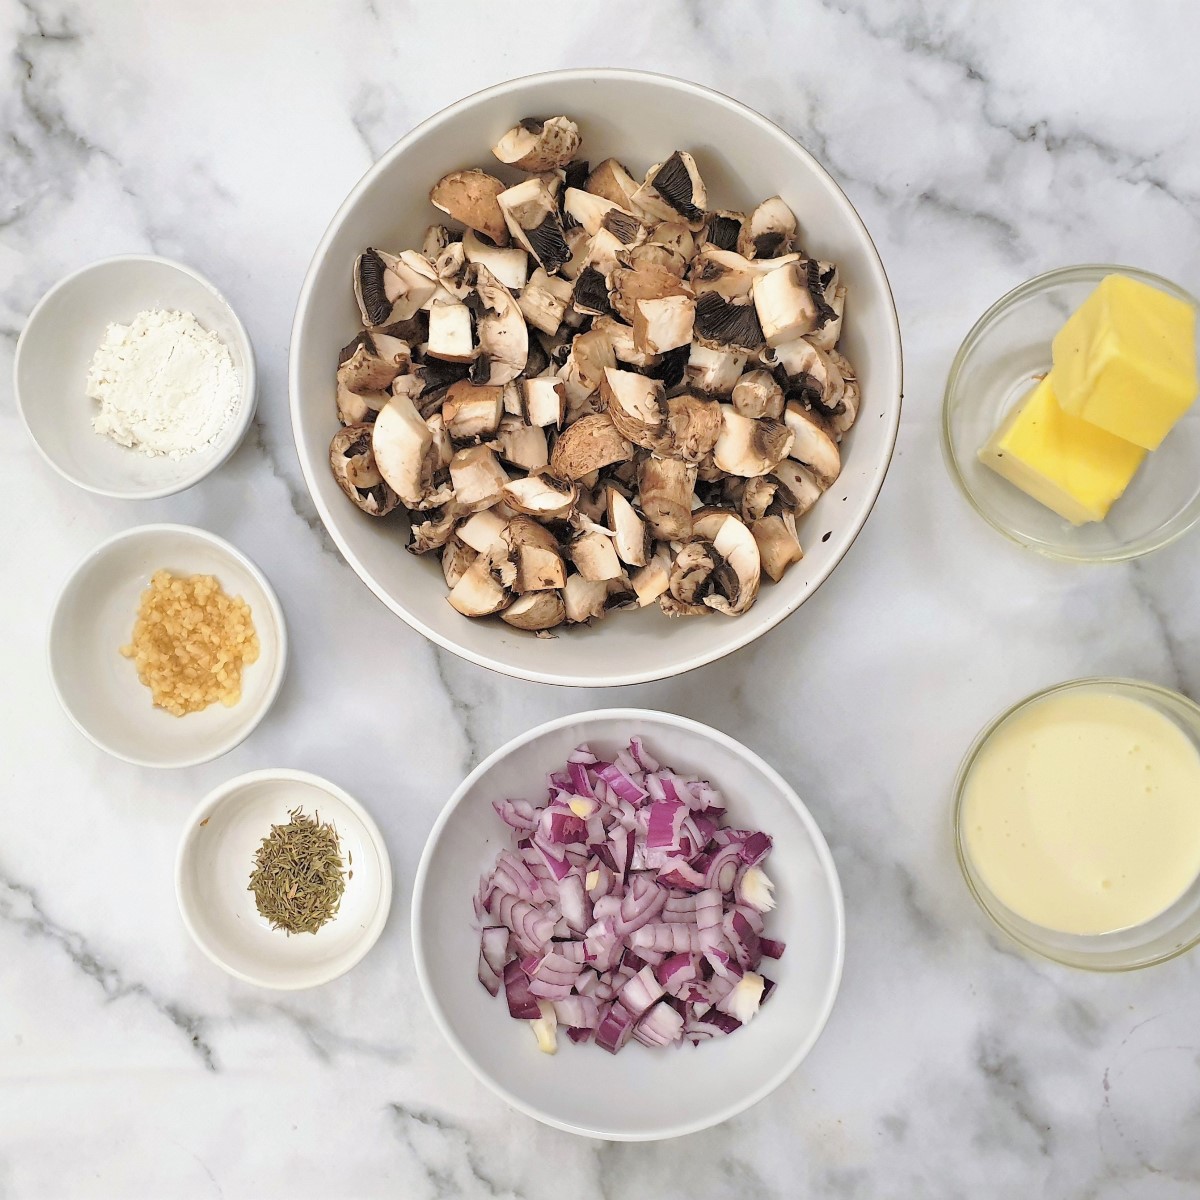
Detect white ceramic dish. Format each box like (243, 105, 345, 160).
(176, 769, 393, 989)
(15, 255, 257, 499)
(48, 524, 287, 768)
(290, 68, 903, 687)
(411, 708, 845, 1141)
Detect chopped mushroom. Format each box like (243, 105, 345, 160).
(492, 116, 582, 172)
(329, 115, 862, 633)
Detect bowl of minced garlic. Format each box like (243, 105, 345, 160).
(121, 569, 260, 716)
(49, 523, 286, 767)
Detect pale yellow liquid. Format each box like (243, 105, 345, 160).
(962, 691, 1200, 935)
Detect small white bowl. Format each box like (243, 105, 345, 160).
(48, 524, 287, 768)
(412, 708, 845, 1141)
(15, 255, 257, 499)
(176, 769, 393, 989)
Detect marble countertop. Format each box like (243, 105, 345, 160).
(4, 1, 1200, 1196)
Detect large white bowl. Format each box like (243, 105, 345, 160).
(16, 255, 257, 499)
(291, 70, 902, 686)
(411, 709, 845, 1141)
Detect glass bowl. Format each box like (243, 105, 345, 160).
(942, 265, 1200, 562)
(954, 677, 1200, 970)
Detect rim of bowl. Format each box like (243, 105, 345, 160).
(940, 263, 1200, 564)
(952, 675, 1200, 971)
(46, 523, 289, 769)
(175, 767, 394, 990)
(14, 254, 259, 501)
(289, 67, 904, 688)
(410, 706, 846, 1140)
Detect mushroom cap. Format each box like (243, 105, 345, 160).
(738, 196, 798, 259)
(703, 513, 762, 615)
(549, 412, 633, 481)
(429, 170, 510, 246)
(502, 470, 578, 519)
(442, 380, 503, 441)
(461, 229, 528, 292)
(447, 548, 512, 617)
(338, 331, 408, 392)
(637, 454, 697, 542)
(502, 590, 566, 631)
(732, 370, 785, 420)
(606, 487, 650, 567)
(449, 444, 511, 512)
(783, 402, 841, 488)
(492, 116, 581, 172)
(467, 263, 529, 385)
(502, 516, 567, 592)
(497, 177, 571, 274)
(712, 406, 794, 477)
(440, 536, 478, 588)
(750, 512, 803, 582)
(601, 367, 667, 446)
(562, 573, 609, 623)
(407, 503, 460, 554)
(570, 529, 623, 582)
(584, 158, 641, 209)
(372, 390, 444, 508)
(329, 424, 401, 516)
(609, 263, 690, 324)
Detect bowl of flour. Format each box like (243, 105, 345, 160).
(15, 255, 257, 499)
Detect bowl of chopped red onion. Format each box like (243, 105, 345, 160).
(411, 708, 844, 1140)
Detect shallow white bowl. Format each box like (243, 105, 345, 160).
(291, 69, 902, 686)
(411, 709, 845, 1141)
(177, 769, 393, 989)
(48, 524, 287, 768)
(16, 255, 257, 499)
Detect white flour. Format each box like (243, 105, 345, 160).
(86, 309, 241, 458)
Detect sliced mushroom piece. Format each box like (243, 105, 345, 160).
(422, 224, 454, 259)
(502, 517, 567, 592)
(686, 341, 748, 394)
(769, 338, 847, 423)
(752, 260, 821, 346)
(751, 512, 803, 581)
(449, 445, 510, 512)
(336, 381, 388, 426)
(770, 459, 824, 514)
(461, 229, 528, 292)
(703, 514, 761, 616)
(563, 187, 634, 235)
(558, 574, 606, 623)
(329, 424, 401, 516)
(408, 502, 460, 554)
(427, 411, 453, 468)
(689, 247, 758, 300)
(338, 330, 410, 392)
(372, 390, 449, 509)
(502, 590, 566, 631)
(609, 263, 689, 325)
(663, 393, 723, 462)
(497, 177, 571, 274)
(550, 412, 633, 481)
(632, 151, 708, 227)
(520, 376, 567, 428)
(621, 241, 688, 276)
(806, 282, 845, 351)
(704, 210, 746, 252)
(631, 549, 672, 606)
(646, 219, 696, 261)
(659, 593, 713, 618)
(638, 454, 697, 541)
(558, 326, 616, 409)
(558, 224, 592, 280)
(491, 414, 548, 471)
(447, 545, 512, 617)
(712, 406, 794, 477)
(354, 249, 439, 327)
(571, 265, 613, 318)
(738, 196, 798, 259)
(502, 470, 578, 519)
(425, 301, 476, 363)
(634, 294, 695, 355)
(441, 380, 503, 441)
(569, 527, 623, 581)
(784, 403, 841, 488)
(693, 291, 765, 353)
(585, 158, 641, 209)
(441, 536, 477, 588)
(517, 267, 573, 336)
(430, 240, 471, 301)
(601, 367, 667, 444)
(606, 488, 650, 567)
(429, 170, 510, 246)
(457, 507, 508, 553)
(492, 116, 581, 172)
(669, 539, 721, 604)
(467, 263, 529, 385)
(732, 370, 785, 420)
(825, 349, 860, 434)
(592, 316, 656, 369)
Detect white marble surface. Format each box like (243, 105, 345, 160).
(4, 1, 1200, 1196)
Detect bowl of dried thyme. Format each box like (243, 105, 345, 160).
(175, 768, 393, 989)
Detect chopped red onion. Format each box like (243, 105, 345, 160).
(475, 738, 780, 1054)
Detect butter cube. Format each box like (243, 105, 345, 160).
(978, 375, 1146, 525)
(1051, 273, 1197, 450)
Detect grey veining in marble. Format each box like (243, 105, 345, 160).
(4, 1, 1200, 1197)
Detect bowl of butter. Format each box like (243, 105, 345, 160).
(942, 264, 1199, 561)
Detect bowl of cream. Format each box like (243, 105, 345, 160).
(954, 677, 1200, 970)
(15, 255, 257, 499)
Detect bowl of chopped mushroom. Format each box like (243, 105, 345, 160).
(290, 69, 902, 686)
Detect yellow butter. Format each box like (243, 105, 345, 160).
(1051, 273, 1197, 450)
(978, 375, 1146, 525)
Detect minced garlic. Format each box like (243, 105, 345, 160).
(121, 570, 259, 716)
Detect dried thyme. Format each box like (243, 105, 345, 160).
(248, 807, 346, 934)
